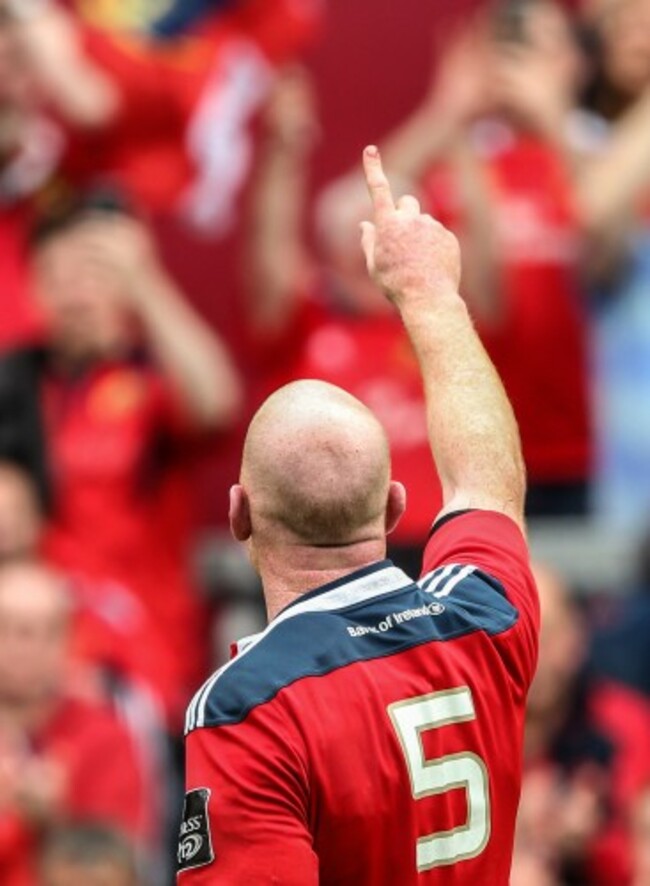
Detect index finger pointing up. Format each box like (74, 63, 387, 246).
(363, 146, 395, 221)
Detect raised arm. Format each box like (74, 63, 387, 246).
(380, 25, 491, 183)
(361, 147, 525, 530)
(245, 67, 317, 337)
(12, 2, 120, 129)
(575, 86, 650, 258)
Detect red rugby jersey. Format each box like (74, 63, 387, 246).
(180, 510, 539, 884)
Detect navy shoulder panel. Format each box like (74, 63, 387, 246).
(186, 564, 518, 733)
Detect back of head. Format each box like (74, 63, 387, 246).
(241, 380, 392, 547)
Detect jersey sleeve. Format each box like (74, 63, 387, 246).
(421, 510, 539, 686)
(180, 717, 318, 884)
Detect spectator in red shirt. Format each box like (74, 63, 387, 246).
(379, 2, 594, 517)
(513, 564, 650, 885)
(0, 460, 177, 725)
(0, 561, 154, 886)
(9, 195, 242, 717)
(246, 69, 442, 578)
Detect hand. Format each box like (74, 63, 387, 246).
(490, 2, 578, 137)
(70, 215, 161, 307)
(360, 146, 461, 309)
(491, 47, 569, 136)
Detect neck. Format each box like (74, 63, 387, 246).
(258, 537, 388, 622)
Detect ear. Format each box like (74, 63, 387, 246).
(229, 484, 252, 542)
(385, 481, 407, 536)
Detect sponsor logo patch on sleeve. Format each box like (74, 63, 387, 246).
(177, 787, 215, 874)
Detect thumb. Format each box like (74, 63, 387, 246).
(360, 220, 376, 271)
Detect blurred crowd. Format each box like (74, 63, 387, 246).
(1, 0, 650, 883)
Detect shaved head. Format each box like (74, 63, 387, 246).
(239, 381, 394, 546)
(0, 561, 71, 704)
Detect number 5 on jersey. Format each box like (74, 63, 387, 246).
(388, 687, 491, 872)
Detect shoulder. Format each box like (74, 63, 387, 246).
(186, 559, 522, 736)
(423, 511, 534, 603)
(423, 510, 538, 682)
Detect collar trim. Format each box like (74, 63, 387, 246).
(187, 561, 413, 732)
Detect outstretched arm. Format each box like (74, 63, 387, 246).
(361, 147, 525, 530)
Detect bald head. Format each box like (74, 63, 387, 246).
(0, 562, 71, 704)
(239, 381, 396, 546)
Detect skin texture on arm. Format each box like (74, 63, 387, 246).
(361, 146, 526, 529)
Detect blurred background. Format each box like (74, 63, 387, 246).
(1, 0, 650, 883)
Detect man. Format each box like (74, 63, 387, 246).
(20, 197, 241, 718)
(0, 562, 154, 886)
(0, 459, 180, 724)
(180, 147, 539, 883)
